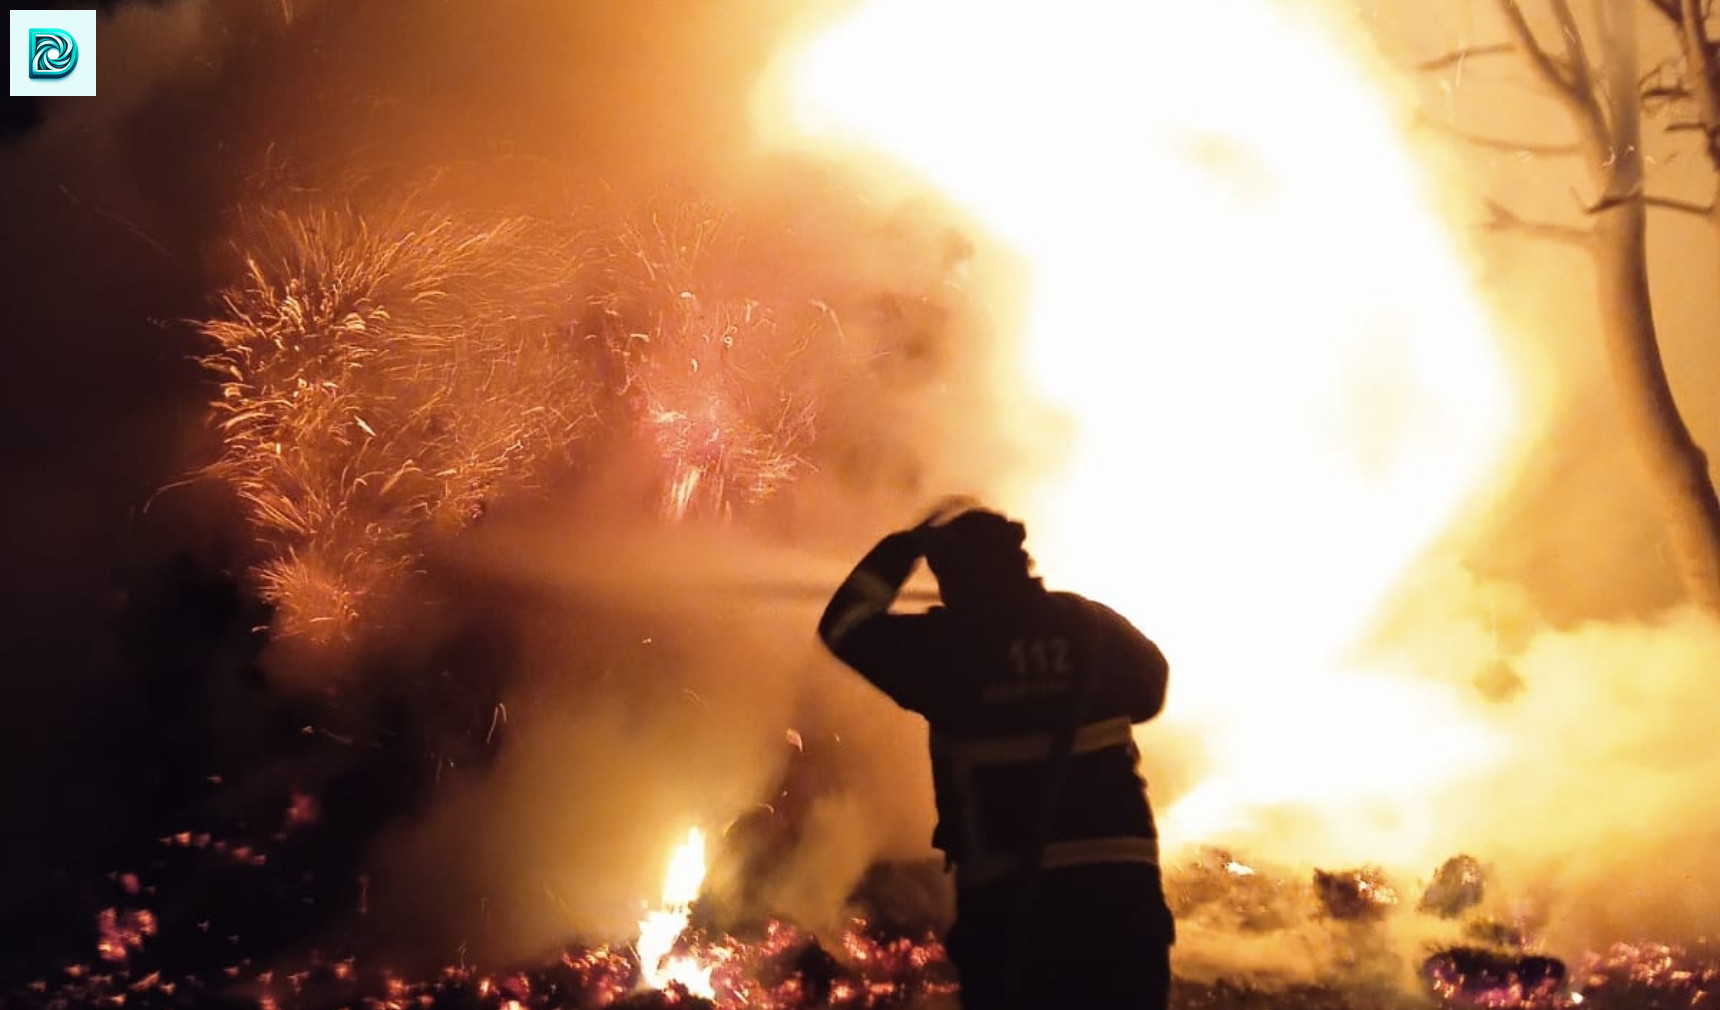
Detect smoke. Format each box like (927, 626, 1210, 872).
(122, 493, 936, 968)
(0, 0, 1022, 966)
(1468, 609, 1720, 951)
(1334, 0, 1720, 958)
(1158, 585, 1720, 975)
(350, 498, 951, 962)
(1362, 562, 1720, 956)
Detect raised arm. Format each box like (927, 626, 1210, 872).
(818, 497, 976, 656)
(817, 529, 923, 660)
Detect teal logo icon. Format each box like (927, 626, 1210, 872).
(28, 28, 77, 80)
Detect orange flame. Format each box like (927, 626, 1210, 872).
(765, 0, 1522, 868)
(636, 827, 717, 998)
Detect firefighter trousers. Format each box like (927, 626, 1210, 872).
(945, 862, 1175, 1010)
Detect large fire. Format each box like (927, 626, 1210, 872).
(765, 0, 1523, 867)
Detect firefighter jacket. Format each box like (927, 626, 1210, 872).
(819, 531, 1168, 889)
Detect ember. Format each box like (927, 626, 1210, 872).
(1578, 942, 1720, 1009)
(1422, 947, 1566, 1009)
(94, 907, 158, 963)
(18, 833, 1720, 1010)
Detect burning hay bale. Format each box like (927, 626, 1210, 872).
(1421, 946, 1565, 1009)
(1159, 850, 1580, 1008)
(1311, 866, 1401, 922)
(194, 200, 596, 641)
(1164, 848, 1313, 933)
(1418, 855, 1487, 919)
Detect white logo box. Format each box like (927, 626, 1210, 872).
(10, 9, 98, 97)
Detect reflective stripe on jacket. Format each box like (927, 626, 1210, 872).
(932, 711, 1159, 889)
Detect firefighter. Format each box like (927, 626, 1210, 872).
(818, 503, 1175, 1010)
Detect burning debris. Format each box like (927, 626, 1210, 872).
(26, 898, 955, 1010)
(1422, 947, 1565, 1010)
(628, 828, 955, 1008)
(94, 907, 159, 963)
(1311, 866, 1400, 923)
(1577, 942, 1720, 1010)
(1160, 849, 1599, 1008)
(1165, 848, 1311, 934)
(636, 828, 716, 998)
(17, 812, 1720, 1010)
(1419, 856, 1487, 920)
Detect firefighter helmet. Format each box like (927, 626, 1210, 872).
(922, 508, 1031, 589)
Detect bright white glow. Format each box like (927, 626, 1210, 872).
(636, 827, 716, 997)
(768, 0, 1519, 866)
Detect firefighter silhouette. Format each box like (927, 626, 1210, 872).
(819, 501, 1175, 1010)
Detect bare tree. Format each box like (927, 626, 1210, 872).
(1642, 0, 1720, 215)
(1427, 0, 1720, 612)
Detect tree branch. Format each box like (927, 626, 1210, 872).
(1496, 0, 1610, 158)
(1483, 198, 1595, 246)
(1646, 193, 1720, 214)
(1641, 58, 1681, 89)
(1679, 0, 1720, 171)
(1548, 0, 1597, 92)
(1498, 0, 1581, 95)
(1413, 110, 1584, 155)
(1646, 0, 1683, 23)
(1642, 85, 1692, 102)
(1418, 43, 1517, 72)
(1684, 0, 1717, 61)
(1586, 187, 1717, 217)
